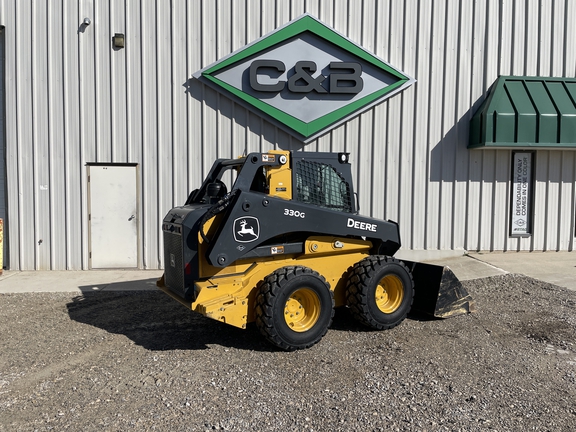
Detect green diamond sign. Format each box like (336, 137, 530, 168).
(193, 14, 415, 143)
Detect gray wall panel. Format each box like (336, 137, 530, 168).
(0, 28, 5, 268)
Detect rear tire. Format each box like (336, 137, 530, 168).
(255, 266, 334, 351)
(346, 256, 414, 330)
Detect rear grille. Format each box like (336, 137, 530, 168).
(163, 231, 185, 297)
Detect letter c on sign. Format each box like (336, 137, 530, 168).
(249, 60, 286, 92)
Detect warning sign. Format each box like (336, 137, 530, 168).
(271, 246, 285, 255)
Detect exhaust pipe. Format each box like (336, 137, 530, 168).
(402, 260, 476, 318)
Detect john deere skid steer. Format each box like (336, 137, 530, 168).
(157, 150, 473, 350)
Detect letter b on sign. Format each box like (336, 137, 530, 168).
(329, 62, 363, 93)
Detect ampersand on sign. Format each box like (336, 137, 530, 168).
(288, 61, 328, 93)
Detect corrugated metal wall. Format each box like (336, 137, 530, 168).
(1, 0, 575, 270)
(0, 28, 6, 268)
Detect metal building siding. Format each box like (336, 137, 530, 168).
(0, 28, 5, 268)
(1, 0, 575, 270)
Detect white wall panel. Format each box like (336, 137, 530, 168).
(0, 28, 5, 267)
(525, 0, 539, 76)
(156, 0, 173, 268)
(2, 12, 20, 271)
(1, 0, 576, 270)
(172, 0, 188, 206)
(139, 1, 159, 269)
(452, 0, 473, 252)
(567, 1, 576, 76)
(546, 152, 562, 250)
(47, 0, 66, 270)
(439, 0, 459, 251)
(31, 0, 51, 270)
(493, 150, 511, 251)
(539, 0, 553, 76)
(187, 0, 204, 192)
(61, 0, 81, 270)
(94, 0, 112, 162)
(511, 0, 526, 76)
(532, 152, 548, 251)
(559, 153, 576, 251)
(78, 0, 96, 270)
(412, 3, 431, 251)
(15, 0, 35, 270)
(110, 0, 128, 162)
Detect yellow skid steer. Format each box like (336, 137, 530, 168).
(157, 150, 474, 350)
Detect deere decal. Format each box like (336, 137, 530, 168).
(193, 14, 415, 143)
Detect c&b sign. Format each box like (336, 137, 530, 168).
(194, 14, 415, 143)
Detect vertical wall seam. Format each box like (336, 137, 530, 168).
(155, 0, 161, 267)
(557, 150, 564, 251)
(451, 0, 461, 250)
(31, 0, 39, 268)
(108, 0, 114, 161)
(563, 0, 569, 76)
(523, 0, 529, 75)
(78, 1, 86, 268)
(423, 0, 435, 250)
(170, 0, 175, 206)
(543, 151, 550, 250)
(510, 0, 516, 73)
(124, 0, 129, 162)
(62, 3, 70, 268)
(139, 0, 146, 268)
(47, 4, 54, 269)
(571, 152, 576, 251)
(93, 2, 98, 162)
(14, 2, 22, 269)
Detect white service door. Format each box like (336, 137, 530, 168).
(89, 165, 138, 268)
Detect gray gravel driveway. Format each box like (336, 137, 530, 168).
(1, 274, 575, 431)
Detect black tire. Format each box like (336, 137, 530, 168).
(255, 266, 334, 351)
(345, 256, 414, 330)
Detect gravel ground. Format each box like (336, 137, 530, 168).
(1, 273, 576, 431)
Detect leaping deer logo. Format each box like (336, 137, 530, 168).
(233, 217, 260, 243)
(237, 220, 256, 237)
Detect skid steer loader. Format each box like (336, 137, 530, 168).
(157, 150, 474, 350)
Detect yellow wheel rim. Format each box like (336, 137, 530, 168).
(284, 288, 321, 333)
(375, 274, 404, 314)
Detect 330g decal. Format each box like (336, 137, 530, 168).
(284, 209, 306, 218)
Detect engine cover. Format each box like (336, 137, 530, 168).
(162, 204, 209, 300)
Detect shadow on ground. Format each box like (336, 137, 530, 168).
(67, 278, 435, 352)
(74, 276, 161, 293)
(66, 283, 272, 352)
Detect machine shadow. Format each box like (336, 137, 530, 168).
(330, 305, 437, 333)
(66, 279, 428, 351)
(66, 283, 274, 352)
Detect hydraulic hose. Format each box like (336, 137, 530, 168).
(199, 189, 239, 244)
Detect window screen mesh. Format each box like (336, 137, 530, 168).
(295, 160, 352, 212)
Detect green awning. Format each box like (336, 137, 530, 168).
(469, 76, 576, 149)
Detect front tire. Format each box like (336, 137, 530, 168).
(346, 256, 414, 330)
(255, 266, 334, 351)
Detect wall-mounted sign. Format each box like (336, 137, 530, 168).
(193, 14, 415, 143)
(511, 152, 533, 236)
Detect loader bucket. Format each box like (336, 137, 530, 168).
(401, 260, 475, 318)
